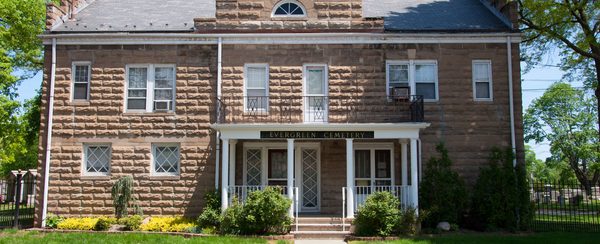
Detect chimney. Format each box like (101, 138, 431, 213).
(485, 0, 519, 29)
(45, 0, 84, 30)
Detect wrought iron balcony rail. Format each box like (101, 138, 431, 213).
(216, 95, 424, 124)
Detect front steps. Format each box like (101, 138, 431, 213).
(292, 216, 352, 239)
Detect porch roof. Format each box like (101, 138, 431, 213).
(211, 123, 430, 140)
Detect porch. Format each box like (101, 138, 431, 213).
(211, 123, 429, 218)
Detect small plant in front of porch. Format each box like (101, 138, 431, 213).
(353, 191, 402, 237)
(419, 143, 468, 229)
(220, 187, 292, 235)
(111, 175, 143, 219)
(117, 215, 143, 231)
(197, 189, 222, 233)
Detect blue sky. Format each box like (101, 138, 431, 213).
(14, 54, 580, 161)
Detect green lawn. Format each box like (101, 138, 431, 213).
(537, 200, 600, 212)
(0, 229, 267, 244)
(351, 232, 600, 244)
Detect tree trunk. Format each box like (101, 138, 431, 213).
(595, 58, 600, 145)
(571, 159, 592, 196)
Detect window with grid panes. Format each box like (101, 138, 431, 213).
(152, 144, 180, 175)
(72, 63, 91, 100)
(84, 145, 111, 175)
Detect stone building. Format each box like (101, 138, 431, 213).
(35, 0, 523, 228)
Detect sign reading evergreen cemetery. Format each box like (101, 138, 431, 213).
(260, 131, 374, 139)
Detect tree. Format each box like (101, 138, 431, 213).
(0, 0, 48, 176)
(524, 82, 599, 194)
(518, 0, 600, 142)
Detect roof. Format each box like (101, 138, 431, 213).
(52, 0, 510, 33)
(53, 0, 215, 32)
(363, 0, 512, 32)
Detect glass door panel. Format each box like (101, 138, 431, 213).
(268, 149, 287, 186)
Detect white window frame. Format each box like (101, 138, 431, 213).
(472, 60, 493, 101)
(243, 63, 270, 112)
(271, 0, 307, 18)
(82, 143, 111, 176)
(151, 143, 181, 176)
(125, 64, 176, 113)
(386, 60, 439, 102)
(354, 143, 395, 187)
(303, 64, 329, 123)
(71, 61, 91, 101)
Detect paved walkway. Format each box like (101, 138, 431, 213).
(295, 240, 346, 244)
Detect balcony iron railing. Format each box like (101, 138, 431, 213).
(216, 95, 424, 123)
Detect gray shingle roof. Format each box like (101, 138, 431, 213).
(53, 0, 215, 32)
(363, 0, 511, 32)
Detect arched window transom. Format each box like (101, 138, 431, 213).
(273, 1, 306, 17)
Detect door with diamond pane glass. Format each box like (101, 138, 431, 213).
(298, 147, 320, 212)
(304, 66, 328, 123)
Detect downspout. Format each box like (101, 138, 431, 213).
(507, 36, 517, 167)
(41, 38, 57, 227)
(215, 37, 223, 189)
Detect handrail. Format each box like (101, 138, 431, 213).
(347, 185, 412, 213)
(342, 187, 346, 232)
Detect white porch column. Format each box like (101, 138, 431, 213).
(287, 139, 295, 217)
(401, 141, 408, 187)
(346, 139, 355, 218)
(221, 138, 230, 211)
(228, 140, 237, 187)
(410, 138, 419, 213)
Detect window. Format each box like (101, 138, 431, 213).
(83, 144, 111, 175)
(268, 149, 287, 186)
(245, 149, 262, 185)
(386, 60, 438, 101)
(244, 64, 269, 111)
(304, 64, 328, 122)
(354, 146, 394, 187)
(272, 0, 306, 17)
(472, 60, 493, 101)
(152, 144, 180, 176)
(72, 62, 91, 100)
(126, 65, 176, 112)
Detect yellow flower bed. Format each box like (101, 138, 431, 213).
(56, 217, 99, 230)
(139, 216, 196, 232)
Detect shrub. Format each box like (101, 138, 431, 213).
(197, 189, 222, 229)
(399, 208, 419, 235)
(139, 216, 195, 232)
(111, 176, 142, 218)
(220, 201, 244, 235)
(468, 147, 534, 231)
(57, 217, 99, 230)
(197, 207, 221, 229)
(419, 143, 468, 228)
(220, 187, 292, 235)
(354, 191, 402, 237)
(117, 215, 143, 231)
(94, 217, 116, 231)
(45, 214, 64, 229)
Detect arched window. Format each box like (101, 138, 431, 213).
(272, 1, 306, 17)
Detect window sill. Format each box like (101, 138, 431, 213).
(80, 175, 110, 180)
(70, 100, 91, 106)
(149, 175, 180, 181)
(474, 99, 494, 102)
(122, 111, 176, 116)
(270, 17, 308, 21)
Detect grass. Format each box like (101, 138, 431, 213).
(351, 232, 600, 244)
(537, 200, 600, 212)
(535, 214, 600, 223)
(0, 229, 267, 244)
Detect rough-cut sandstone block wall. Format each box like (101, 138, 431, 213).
(221, 43, 524, 183)
(36, 42, 523, 223)
(35, 45, 217, 226)
(196, 0, 383, 31)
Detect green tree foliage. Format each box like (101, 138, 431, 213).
(518, 0, 600, 141)
(419, 143, 467, 228)
(111, 176, 142, 218)
(469, 148, 534, 231)
(0, 0, 49, 176)
(354, 191, 402, 237)
(524, 83, 599, 193)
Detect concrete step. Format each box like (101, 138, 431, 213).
(292, 223, 351, 232)
(292, 230, 351, 240)
(295, 217, 348, 225)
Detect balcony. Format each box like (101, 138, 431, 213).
(216, 95, 424, 124)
